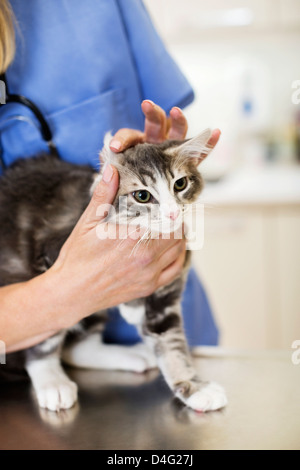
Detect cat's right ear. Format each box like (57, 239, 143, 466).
(176, 128, 213, 166)
(99, 132, 116, 168)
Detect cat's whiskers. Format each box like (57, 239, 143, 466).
(130, 227, 152, 257)
(115, 224, 142, 250)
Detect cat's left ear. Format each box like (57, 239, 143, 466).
(99, 132, 117, 168)
(176, 128, 213, 166)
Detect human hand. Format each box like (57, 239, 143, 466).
(109, 99, 221, 152)
(49, 164, 186, 328)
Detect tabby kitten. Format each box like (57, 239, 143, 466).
(1, 129, 227, 412)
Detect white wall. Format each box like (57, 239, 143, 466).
(144, 0, 300, 174)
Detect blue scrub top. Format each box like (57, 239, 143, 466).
(0, 0, 219, 346)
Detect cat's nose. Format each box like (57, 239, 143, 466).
(168, 209, 180, 220)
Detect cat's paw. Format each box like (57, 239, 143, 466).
(176, 381, 227, 412)
(35, 378, 78, 412)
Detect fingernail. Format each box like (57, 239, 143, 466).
(102, 163, 114, 183)
(142, 100, 155, 111)
(143, 99, 154, 106)
(171, 107, 181, 118)
(110, 139, 121, 151)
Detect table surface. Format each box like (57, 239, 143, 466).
(0, 348, 299, 450)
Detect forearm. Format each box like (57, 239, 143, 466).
(0, 271, 66, 352)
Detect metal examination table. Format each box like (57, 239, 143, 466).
(0, 348, 299, 450)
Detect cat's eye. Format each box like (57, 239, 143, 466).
(133, 190, 152, 203)
(174, 177, 188, 192)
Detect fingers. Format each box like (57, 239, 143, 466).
(81, 165, 119, 227)
(156, 243, 186, 288)
(142, 101, 188, 142)
(110, 128, 145, 153)
(207, 128, 221, 149)
(167, 107, 188, 140)
(110, 101, 189, 151)
(155, 239, 186, 271)
(141, 100, 167, 143)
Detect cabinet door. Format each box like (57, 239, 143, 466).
(277, 208, 300, 348)
(192, 208, 268, 349)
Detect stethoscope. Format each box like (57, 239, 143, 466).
(0, 73, 60, 171)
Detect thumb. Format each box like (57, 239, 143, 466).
(84, 164, 119, 225)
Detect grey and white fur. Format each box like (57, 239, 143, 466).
(1, 129, 227, 412)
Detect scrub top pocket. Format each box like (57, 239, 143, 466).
(47, 88, 126, 169)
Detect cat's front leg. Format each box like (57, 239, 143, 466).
(25, 332, 78, 412)
(143, 291, 227, 412)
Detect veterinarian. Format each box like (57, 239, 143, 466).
(0, 0, 220, 352)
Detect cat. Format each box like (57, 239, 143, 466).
(1, 129, 227, 413)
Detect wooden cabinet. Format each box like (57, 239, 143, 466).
(192, 205, 300, 349)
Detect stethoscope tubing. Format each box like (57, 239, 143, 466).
(0, 74, 59, 170)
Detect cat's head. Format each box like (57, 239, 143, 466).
(98, 129, 213, 234)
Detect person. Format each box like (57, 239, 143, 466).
(0, 0, 220, 353)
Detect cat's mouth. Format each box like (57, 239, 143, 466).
(149, 216, 184, 235)
(124, 210, 185, 237)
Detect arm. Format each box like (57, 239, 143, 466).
(0, 276, 64, 353)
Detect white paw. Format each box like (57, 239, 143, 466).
(121, 343, 157, 373)
(35, 379, 78, 412)
(184, 382, 227, 412)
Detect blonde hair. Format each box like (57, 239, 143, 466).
(0, 0, 15, 74)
